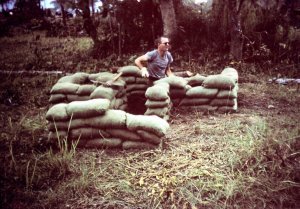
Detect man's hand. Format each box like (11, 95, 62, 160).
(141, 67, 149, 78)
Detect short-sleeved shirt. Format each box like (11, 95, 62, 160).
(145, 50, 173, 79)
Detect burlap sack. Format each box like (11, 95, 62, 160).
(216, 86, 238, 99)
(202, 75, 236, 89)
(154, 76, 188, 88)
(145, 84, 170, 101)
(186, 86, 218, 98)
(69, 127, 109, 139)
(88, 72, 116, 83)
(126, 84, 149, 92)
(85, 138, 123, 148)
(57, 72, 89, 84)
(90, 86, 117, 100)
(122, 141, 156, 150)
(210, 98, 235, 106)
(144, 107, 169, 118)
(136, 77, 150, 84)
(66, 99, 110, 118)
(179, 98, 210, 106)
(128, 90, 146, 96)
(185, 74, 206, 86)
(221, 67, 238, 82)
(118, 65, 141, 76)
(120, 76, 136, 84)
(49, 94, 66, 103)
(76, 84, 97, 95)
(46, 103, 69, 121)
(119, 103, 128, 111)
(67, 94, 90, 102)
(145, 97, 170, 108)
(137, 130, 161, 145)
(86, 110, 127, 129)
(50, 83, 80, 94)
(106, 128, 141, 141)
(126, 113, 169, 137)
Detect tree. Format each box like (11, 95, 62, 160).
(227, 0, 244, 61)
(159, 0, 178, 40)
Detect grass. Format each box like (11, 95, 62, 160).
(0, 31, 299, 208)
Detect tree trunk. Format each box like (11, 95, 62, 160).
(159, 0, 177, 39)
(60, 4, 67, 27)
(227, 0, 243, 61)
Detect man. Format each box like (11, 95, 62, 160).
(135, 36, 174, 82)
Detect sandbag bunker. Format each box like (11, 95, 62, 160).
(46, 66, 238, 149)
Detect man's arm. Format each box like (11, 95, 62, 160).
(166, 65, 174, 77)
(135, 55, 149, 77)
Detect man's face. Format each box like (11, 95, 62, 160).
(158, 37, 170, 51)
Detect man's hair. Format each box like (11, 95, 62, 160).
(154, 36, 169, 46)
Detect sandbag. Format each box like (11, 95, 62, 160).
(145, 97, 170, 108)
(126, 84, 149, 92)
(86, 109, 127, 129)
(85, 138, 123, 148)
(128, 90, 146, 96)
(48, 119, 83, 131)
(90, 86, 117, 100)
(186, 86, 218, 98)
(185, 74, 206, 86)
(122, 141, 156, 150)
(136, 77, 150, 84)
(126, 113, 169, 137)
(154, 76, 188, 88)
(210, 98, 235, 106)
(221, 67, 238, 82)
(119, 103, 128, 111)
(144, 107, 169, 118)
(185, 105, 218, 112)
(76, 84, 97, 95)
(118, 65, 141, 76)
(120, 76, 136, 84)
(216, 86, 238, 99)
(202, 75, 236, 89)
(88, 72, 116, 82)
(137, 130, 161, 145)
(145, 84, 170, 101)
(70, 128, 110, 139)
(66, 99, 110, 119)
(57, 72, 89, 84)
(179, 98, 210, 106)
(50, 83, 80, 94)
(105, 128, 141, 141)
(46, 103, 69, 121)
(49, 94, 66, 103)
(67, 94, 90, 102)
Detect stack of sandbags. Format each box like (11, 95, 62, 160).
(204, 67, 238, 112)
(46, 99, 169, 149)
(49, 72, 93, 104)
(179, 67, 239, 112)
(144, 82, 171, 120)
(118, 65, 149, 97)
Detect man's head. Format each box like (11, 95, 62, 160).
(155, 36, 171, 52)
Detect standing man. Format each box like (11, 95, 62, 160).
(135, 36, 174, 82)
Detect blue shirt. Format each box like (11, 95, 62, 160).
(145, 50, 173, 79)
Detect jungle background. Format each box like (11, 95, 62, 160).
(0, 0, 299, 208)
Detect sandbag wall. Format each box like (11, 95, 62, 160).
(117, 66, 149, 97)
(179, 67, 239, 112)
(49, 72, 127, 111)
(46, 99, 169, 149)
